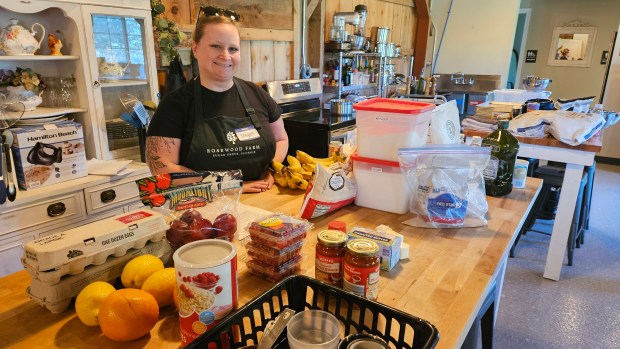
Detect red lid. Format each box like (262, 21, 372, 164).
(327, 220, 347, 232)
(353, 98, 435, 114)
(350, 151, 400, 168)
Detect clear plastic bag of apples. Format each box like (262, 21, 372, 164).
(135, 170, 243, 250)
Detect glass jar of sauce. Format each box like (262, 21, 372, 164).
(343, 239, 380, 300)
(315, 230, 348, 287)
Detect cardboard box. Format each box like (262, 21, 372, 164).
(10, 120, 87, 189)
(27, 239, 173, 313)
(348, 226, 402, 271)
(22, 209, 168, 275)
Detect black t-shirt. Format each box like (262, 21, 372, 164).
(147, 78, 282, 165)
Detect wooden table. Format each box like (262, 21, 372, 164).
(0, 178, 542, 349)
(464, 130, 601, 281)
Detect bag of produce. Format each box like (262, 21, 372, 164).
(399, 145, 490, 228)
(135, 171, 243, 249)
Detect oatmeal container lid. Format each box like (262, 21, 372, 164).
(347, 239, 379, 256)
(318, 230, 348, 246)
(173, 239, 237, 268)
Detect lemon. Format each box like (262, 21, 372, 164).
(142, 267, 177, 307)
(75, 281, 116, 327)
(121, 254, 164, 289)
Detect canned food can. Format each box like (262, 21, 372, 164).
(173, 239, 238, 346)
(343, 239, 380, 300)
(315, 230, 348, 287)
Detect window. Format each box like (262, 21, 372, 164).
(92, 15, 145, 66)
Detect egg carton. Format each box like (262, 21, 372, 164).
(27, 239, 173, 313)
(22, 209, 168, 280)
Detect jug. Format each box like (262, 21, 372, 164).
(0, 19, 45, 55)
(98, 57, 130, 81)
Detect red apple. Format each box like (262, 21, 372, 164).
(190, 218, 215, 240)
(213, 213, 237, 239)
(180, 209, 202, 225)
(166, 219, 190, 247)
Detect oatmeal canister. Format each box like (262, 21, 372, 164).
(343, 239, 380, 300)
(173, 239, 238, 346)
(315, 230, 348, 287)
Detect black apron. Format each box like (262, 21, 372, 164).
(184, 78, 276, 180)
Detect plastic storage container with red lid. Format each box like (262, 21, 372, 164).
(246, 240, 303, 266)
(353, 98, 435, 161)
(247, 213, 311, 237)
(246, 255, 302, 282)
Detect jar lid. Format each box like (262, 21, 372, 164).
(318, 230, 348, 246)
(346, 239, 379, 256)
(327, 220, 347, 232)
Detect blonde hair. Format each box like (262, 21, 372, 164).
(193, 15, 239, 43)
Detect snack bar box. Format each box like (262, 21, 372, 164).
(22, 209, 168, 275)
(353, 98, 435, 162)
(10, 120, 87, 189)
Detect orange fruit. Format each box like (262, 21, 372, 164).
(98, 289, 159, 342)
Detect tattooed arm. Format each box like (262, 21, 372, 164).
(145, 136, 193, 175)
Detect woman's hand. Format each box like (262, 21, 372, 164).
(242, 172, 274, 193)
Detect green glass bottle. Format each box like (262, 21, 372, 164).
(481, 117, 520, 196)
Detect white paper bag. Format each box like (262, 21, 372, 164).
(429, 100, 461, 144)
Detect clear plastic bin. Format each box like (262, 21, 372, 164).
(353, 98, 435, 161)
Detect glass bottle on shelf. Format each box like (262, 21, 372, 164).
(481, 117, 520, 197)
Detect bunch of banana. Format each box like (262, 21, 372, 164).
(295, 150, 336, 167)
(271, 155, 311, 190)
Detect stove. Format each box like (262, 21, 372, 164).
(265, 78, 356, 157)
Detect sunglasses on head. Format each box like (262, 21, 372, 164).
(197, 6, 241, 23)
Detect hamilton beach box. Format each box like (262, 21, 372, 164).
(10, 120, 87, 189)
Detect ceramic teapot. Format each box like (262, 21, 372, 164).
(0, 19, 45, 55)
(98, 57, 130, 81)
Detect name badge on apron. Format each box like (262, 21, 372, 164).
(235, 125, 260, 141)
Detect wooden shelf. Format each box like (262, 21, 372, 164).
(21, 107, 87, 119)
(0, 55, 79, 61)
(100, 79, 148, 88)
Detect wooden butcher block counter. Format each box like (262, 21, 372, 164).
(0, 178, 542, 349)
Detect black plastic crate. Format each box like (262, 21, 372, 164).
(186, 275, 439, 349)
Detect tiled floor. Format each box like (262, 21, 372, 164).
(495, 163, 620, 349)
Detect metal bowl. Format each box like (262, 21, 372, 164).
(522, 76, 552, 92)
(348, 34, 365, 50)
(330, 99, 353, 115)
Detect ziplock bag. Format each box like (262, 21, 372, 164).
(398, 145, 490, 228)
(135, 170, 243, 248)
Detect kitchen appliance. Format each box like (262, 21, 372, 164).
(265, 78, 356, 158)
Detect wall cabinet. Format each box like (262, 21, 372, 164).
(0, 0, 158, 276)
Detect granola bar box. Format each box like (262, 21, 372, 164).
(10, 120, 87, 189)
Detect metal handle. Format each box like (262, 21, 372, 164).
(47, 202, 66, 217)
(93, 81, 100, 88)
(100, 189, 116, 203)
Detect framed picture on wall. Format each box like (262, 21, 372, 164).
(547, 22, 597, 67)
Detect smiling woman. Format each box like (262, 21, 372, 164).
(145, 12, 289, 194)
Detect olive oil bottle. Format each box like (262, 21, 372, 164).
(481, 117, 519, 196)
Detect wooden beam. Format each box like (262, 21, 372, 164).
(306, 0, 320, 21)
(239, 28, 294, 42)
(413, 0, 429, 76)
(384, 0, 416, 8)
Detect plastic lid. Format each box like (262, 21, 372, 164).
(353, 98, 435, 114)
(327, 220, 347, 232)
